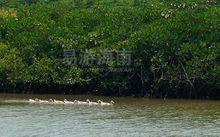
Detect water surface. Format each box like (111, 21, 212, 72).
(0, 94, 220, 137)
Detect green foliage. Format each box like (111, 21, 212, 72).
(74, 0, 83, 7)
(0, 0, 219, 98)
(86, 0, 94, 8)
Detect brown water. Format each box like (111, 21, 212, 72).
(0, 94, 220, 137)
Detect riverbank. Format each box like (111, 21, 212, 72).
(0, 84, 220, 100)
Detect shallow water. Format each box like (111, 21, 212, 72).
(0, 94, 220, 137)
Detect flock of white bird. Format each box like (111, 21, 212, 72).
(28, 98, 115, 106)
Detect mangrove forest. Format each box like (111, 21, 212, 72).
(0, 0, 220, 99)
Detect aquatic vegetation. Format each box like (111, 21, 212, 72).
(0, 0, 219, 99)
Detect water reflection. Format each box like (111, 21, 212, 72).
(0, 94, 220, 137)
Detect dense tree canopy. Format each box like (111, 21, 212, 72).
(0, 0, 219, 98)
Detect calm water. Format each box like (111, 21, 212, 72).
(0, 94, 220, 137)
